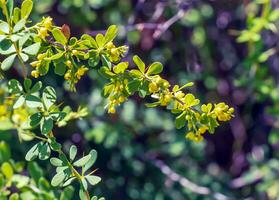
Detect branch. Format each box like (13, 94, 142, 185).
(87, 1, 189, 39)
(143, 154, 232, 200)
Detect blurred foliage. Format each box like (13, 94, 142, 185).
(1, 0, 279, 199)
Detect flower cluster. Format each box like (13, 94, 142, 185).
(148, 75, 172, 106)
(102, 62, 130, 113)
(29, 24, 128, 90)
(0, 87, 30, 139)
(99, 55, 234, 142)
(0, 89, 13, 120)
(105, 42, 128, 63)
(37, 17, 53, 40)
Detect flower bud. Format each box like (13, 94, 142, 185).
(31, 70, 39, 78)
(108, 107, 116, 114)
(149, 82, 159, 93)
(66, 60, 72, 68)
(72, 50, 78, 55)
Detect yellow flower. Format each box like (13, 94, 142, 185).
(75, 66, 88, 79)
(37, 53, 45, 60)
(160, 93, 173, 106)
(66, 60, 72, 68)
(149, 82, 159, 93)
(72, 50, 78, 56)
(43, 17, 53, 29)
(108, 107, 116, 114)
(0, 105, 8, 119)
(12, 107, 29, 124)
(30, 61, 40, 68)
(106, 42, 114, 49)
(198, 126, 208, 134)
(119, 96, 125, 103)
(38, 27, 49, 40)
(213, 103, 234, 121)
(31, 70, 40, 78)
(185, 132, 204, 142)
(64, 72, 71, 80)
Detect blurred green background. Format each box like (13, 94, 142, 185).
(1, 0, 279, 199)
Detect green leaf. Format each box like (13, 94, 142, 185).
(79, 188, 87, 200)
(27, 162, 43, 184)
(42, 86, 56, 109)
(20, 52, 29, 62)
(175, 112, 186, 129)
(50, 52, 64, 60)
(133, 55, 145, 73)
(50, 157, 63, 167)
(84, 149, 97, 173)
(30, 112, 43, 127)
(41, 117, 53, 135)
(0, 35, 7, 42)
(127, 80, 141, 94)
(1, 54, 16, 71)
(50, 112, 66, 121)
(51, 171, 66, 187)
(146, 62, 163, 75)
(100, 55, 111, 68)
(30, 81, 42, 93)
(0, 39, 16, 55)
(49, 138, 62, 151)
(24, 78, 32, 91)
(96, 33, 105, 47)
(73, 154, 91, 167)
(13, 95, 25, 109)
(62, 178, 76, 188)
(145, 102, 160, 108)
(38, 142, 51, 160)
(8, 79, 23, 94)
(104, 25, 118, 43)
(1, 162, 13, 179)
(21, 0, 33, 19)
(38, 59, 50, 75)
(138, 81, 149, 98)
(10, 34, 22, 42)
(69, 145, 77, 162)
(0, 141, 11, 163)
(13, 18, 26, 33)
(56, 166, 68, 173)
(54, 62, 66, 76)
(85, 175, 101, 186)
(19, 34, 30, 47)
(102, 84, 114, 98)
(81, 34, 97, 48)
(113, 62, 128, 74)
(0, 21, 9, 34)
(81, 178, 88, 190)
(25, 143, 39, 161)
(26, 95, 43, 108)
(98, 66, 115, 79)
(22, 43, 40, 55)
(88, 54, 100, 67)
(9, 193, 19, 200)
(52, 28, 68, 45)
(6, 0, 14, 16)
(60, 186, 74, 200)
(13, 7, 20, 24)
(69, 37, 78, 45)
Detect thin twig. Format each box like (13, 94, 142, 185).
(143, 155, 233, 200)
